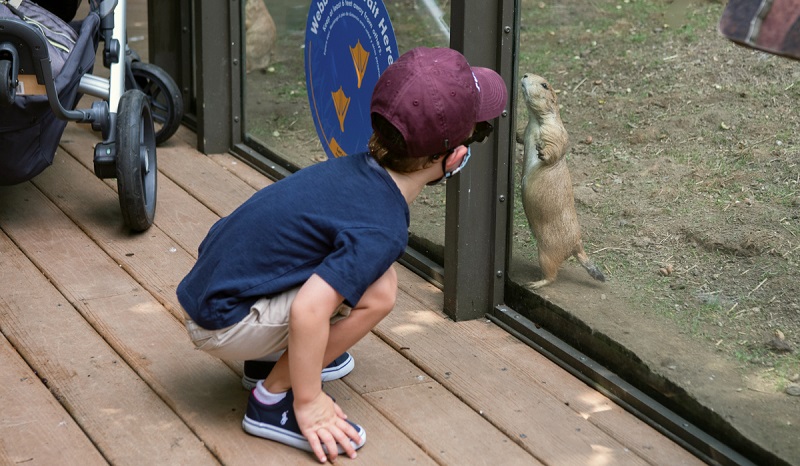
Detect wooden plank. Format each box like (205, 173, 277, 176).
(0, 333, 107, 466)
(0, 184, 310, 464)
(396, 266, 444, 315)
(376, 284, 651, 465)
(346, 334, 539, 465)
(0, 227, 216, 465)
(323, 381, 438, 465)
(152, 135, 257, 217)
(59, 124, 221, 255)
(346, 331, 431, 394)
(208, 152, 273, 192)
(396, 265, 701, 465)
(29, 147, 196, 320)
(462, 319, 704, 466)
(59, 125, 266, 253)
(364, 383, 541, 466)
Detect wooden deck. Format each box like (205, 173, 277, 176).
(0, 121, 707, 465)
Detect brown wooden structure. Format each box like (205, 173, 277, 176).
(0, 122, 704, 465)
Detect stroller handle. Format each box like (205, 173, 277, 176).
(91, 0, 119, 20)
(0, 17, 96, 122)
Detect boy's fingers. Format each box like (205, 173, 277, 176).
(307, 434, 327, 463)
(338, 419, 361, 447)
(318, 428, 340, 462)
(332, 424, 357, 459)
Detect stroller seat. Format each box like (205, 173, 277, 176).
(0, 0, 182, 231)
(0, 7, 99, 184)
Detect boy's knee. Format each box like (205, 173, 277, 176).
(363, 267, 397, 314)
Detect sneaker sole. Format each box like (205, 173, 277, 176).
(241, 375, 260, 391)
(242, 416, 366, 454)
(243, 354, 355, 390)
(321, 353, 355, 382)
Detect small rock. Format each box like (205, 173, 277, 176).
(661, 358, 677, 370)
(789, 373, 800, 383)
(765, 338, 793, 353)
(786, 384, 800, 397)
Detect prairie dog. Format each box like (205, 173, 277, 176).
(519, 73, 605, 289)
(245, 0, 277, 73)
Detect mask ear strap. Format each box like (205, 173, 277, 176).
(445, 146, 472, 179)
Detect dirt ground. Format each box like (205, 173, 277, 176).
(512, 1, 798, 462)
(245, 0, 799, 462)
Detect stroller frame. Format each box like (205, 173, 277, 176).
(0, 0, 159, 231)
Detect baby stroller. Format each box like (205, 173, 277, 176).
(0, 0, 183, 231)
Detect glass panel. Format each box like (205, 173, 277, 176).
(243, 0, 451, 264)
(509, 0, 798, 460)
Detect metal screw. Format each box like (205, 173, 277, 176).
(496, 270, 504, 278)
(502, 110, 508, 118)
(499, 195, 506, 203)
(233, 116, 240, 123)
(504, 26, 511, 34)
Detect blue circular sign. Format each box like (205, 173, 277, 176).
(305, 0, 399, 159)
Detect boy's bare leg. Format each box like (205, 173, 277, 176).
(324, 266, 397, 363)
(263, 265, 398, 392)
(257, 267, 396, 461)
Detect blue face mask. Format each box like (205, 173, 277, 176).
(427, 146, 472, 186)
(446, 146, 472, 178)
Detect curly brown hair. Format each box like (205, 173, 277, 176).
(368, 114, 440, 173)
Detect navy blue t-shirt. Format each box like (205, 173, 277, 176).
(177, 152, 409, 330)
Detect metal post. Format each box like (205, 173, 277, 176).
(147, 0, 192, 118)
(191, 0, 237, 153)
(444, 0, 519, 321)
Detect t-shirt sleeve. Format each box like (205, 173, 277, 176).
(314, 227, 406, 307)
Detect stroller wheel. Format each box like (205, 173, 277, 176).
(116, 89, 157, 232)
(128, 61, 184, 145)
(0, 59, 16, 107)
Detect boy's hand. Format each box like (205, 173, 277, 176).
(295, 391, 360, 463)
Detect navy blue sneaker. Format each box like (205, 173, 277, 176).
(242, 352, 355, 390)
(242, 388, 366, 454)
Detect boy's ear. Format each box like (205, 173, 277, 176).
(444, 145, 469, 172)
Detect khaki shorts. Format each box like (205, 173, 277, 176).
(184, 287, 351, 361)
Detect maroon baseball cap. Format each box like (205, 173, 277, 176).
(370, 47, 508, 158)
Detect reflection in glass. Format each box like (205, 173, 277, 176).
(243, 0, 450, 263)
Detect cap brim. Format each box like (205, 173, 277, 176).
(472, 67, 508, 122)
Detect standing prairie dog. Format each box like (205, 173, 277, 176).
(519, 73, 605, 289)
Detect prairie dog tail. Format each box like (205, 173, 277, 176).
(575, 250, 606, 282)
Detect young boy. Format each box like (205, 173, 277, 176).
(177, 46, 507, 463)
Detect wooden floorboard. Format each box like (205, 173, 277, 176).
(0, 121, 704, 465)
(0, 332, 106, 466)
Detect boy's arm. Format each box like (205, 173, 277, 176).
(289, 273, 361, 462)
